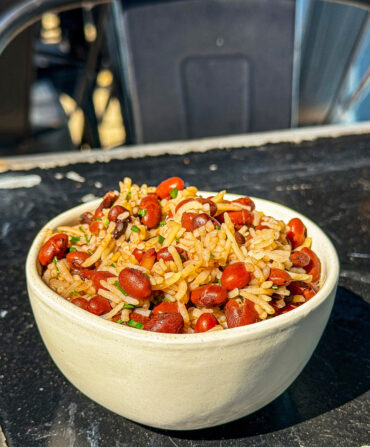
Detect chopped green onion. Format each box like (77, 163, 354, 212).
(163, 297, 172, 302)
(158, 235, 165, 244)
(69, 247, 77, 252)
(159, 220, 166, 227)
(271, 285, 278, 290)
(144, 273, 150, 278)
(115, 280, 128, 296)
(53, 256, 60, 276)
(79, 226, 91, 243)
(126, 192, 132, 199)
(180, 254, 185, 262)
(170, 187, 178, 199)
(131, 225, 140, 233)
(110, 263, 115, 268)
(138, 208, 147, 217)
(96, 217, 102, 221)
(216, 225, 221, 230)
(87, 250, 93, 255)
(123, 303, 135, 309)
(69, 290, 78, 296)
(218, 278, 222, 286)
(71, 236, 81, 244)
(116, 319, 123, 324)
(127, 319, 144, 329)
(104, 218, 110, 227)
(175, 237, 180, 242)
(210, 253, 215, 259)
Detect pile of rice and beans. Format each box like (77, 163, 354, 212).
(38, 177, 321, 334)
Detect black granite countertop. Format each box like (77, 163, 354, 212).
(0, 131, 369, 446)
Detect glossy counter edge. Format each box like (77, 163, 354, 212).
(1, 121, 370, 173)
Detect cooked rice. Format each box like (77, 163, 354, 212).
(39, 177, 321, 333)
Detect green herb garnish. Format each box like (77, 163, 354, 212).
(175, 238, 180, 242)
(69, 247, 77, 252)
(216, 225, 221, 230)
(210, 253, 215, 259)
(126, 192, 132, 199)
(123, 303, 135, 309)
(116, 319, 123, 324)
(69, 290, 78, 296)
(110, 263, 115, 268)
(87, 250, 93, 255)
(138, 208, 147, 217)
(159, 220, 166, 227)
(144, 273, 150, 278)
(180, 254, 185, 262)
(115, 280, 128, 296)
(131, 225, 140, 233)
(71, 236, 81, 244)
(163, 297, 172, 302)
(104, 218, 110, 227)
(127, 319, 144, 329)
(170, 187, 178, 199)
(158, 235, 165, 244)
(271, 285, 278, 290)
(53, 256, 60, 277)
(96, 218, 102, 221)
(218, 278, 222, 286)
(79, 226, 91, 243)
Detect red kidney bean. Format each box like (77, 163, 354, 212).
(191, 284, 228, 308)
(156, 177, 185, 199)
(225, 299, 259, 328)
(38, 233, 68, 266)
(288, 281, 318, 301)
(175, 197, 217, 216)
(141, 202, 161, 229)
(233, 197, 255, 210)
(175, 198, 193, 212)
(157, 246, 188, 262)
(290, 250, 310, 267)
(234, 231, 246, 245)
(191, 213, 211, 230)
(301, 247, 321, 282)
(66, 251, 91, 271)
(139, 195, 159, 208)
(130, 311, 150, 325)
(152, 301, 178, 315)
(71, 297, 89, 310)
(79, 212, 93, 225)
(133, 248, 144, 262)
(227, 210, 254, 227)
(287, 218, 306, 249)
(108, 205, 128, 222)
(140, 248, 156, 271)
(101, 191, 119, 209)
(143, 312, 184, 333)
(89, 221, 100, 235)
(92, 271, 115, 291)
(181, 212, 196, 231)
(94, 207, 104, 219)
(113, 219, 128, 239)
(87, 295, 112, 315)
(221, 262, 251, 290)
(119, 267, 151, 299)
(195, 313, 218, 333)
(269, 268, 291, 286)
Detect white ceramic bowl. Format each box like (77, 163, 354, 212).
(26, 194, 339, 430)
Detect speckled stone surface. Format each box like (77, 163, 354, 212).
(0, 133, 369, 447)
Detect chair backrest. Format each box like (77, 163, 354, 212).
(109, 0, 296, 144)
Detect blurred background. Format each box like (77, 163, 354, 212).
(0, 0, 369, 156)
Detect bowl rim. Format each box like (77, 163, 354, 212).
(26, 192, 339, 344)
